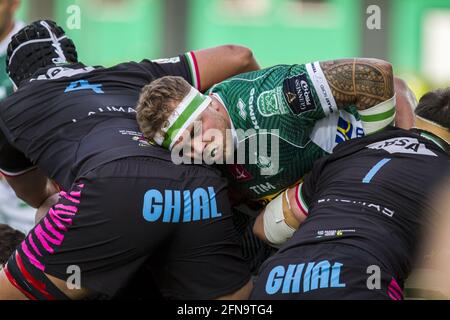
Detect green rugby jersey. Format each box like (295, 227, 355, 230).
(0, 21, 25, 101)
(208, 62, 365, 203)
(0, 53, 14, 100)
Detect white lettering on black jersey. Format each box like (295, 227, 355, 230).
(367, 137, 438, 156)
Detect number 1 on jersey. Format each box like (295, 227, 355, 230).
(362, 158, 392, 184)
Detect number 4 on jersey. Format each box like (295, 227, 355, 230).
(65, 80, 104, 94)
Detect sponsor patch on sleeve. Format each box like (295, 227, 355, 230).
(305, 62, 338, 115)
(282, 73, 316, 115)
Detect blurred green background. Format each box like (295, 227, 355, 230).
(15, 0, 450, 99)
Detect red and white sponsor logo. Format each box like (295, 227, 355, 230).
(228, 164, 253, 182)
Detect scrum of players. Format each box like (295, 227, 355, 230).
(0, 20, 448, 300)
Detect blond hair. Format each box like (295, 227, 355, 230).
(136, 76, 191, 141)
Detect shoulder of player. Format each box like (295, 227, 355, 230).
(161, 160, 225, 182)
(348, 126, 447, 158)
(145, 163, 228, 191)
(219, 64, 290, 84)
(104, 61, 142, 72)
(137, 148, 226, 181)
(0, 79, 60, 110)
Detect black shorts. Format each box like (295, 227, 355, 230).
(6, 157, 250, 299)
(250, 243, 404, 300)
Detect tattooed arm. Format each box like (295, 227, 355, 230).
(320, 58, 394, 111)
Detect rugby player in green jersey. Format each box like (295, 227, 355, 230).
(137, 58, 416, 206)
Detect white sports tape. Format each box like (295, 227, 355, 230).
(263, 192, 296, 247)
(359, 94, 397, 134)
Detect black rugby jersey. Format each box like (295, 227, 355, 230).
(0, 53, 200, 190)
(289, 126, 449, 281)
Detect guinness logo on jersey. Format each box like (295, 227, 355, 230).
(283, 73, 316, 115)
(286, 92, 296, 104)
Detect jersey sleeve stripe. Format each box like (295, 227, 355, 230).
(4, 263, 37, 300)
(305, 62, 338, 116)
(294, 183, 309, 217)
(0, 166, 38, 177)
(15, 252, 55, 300)
(185, 51, 201, 90)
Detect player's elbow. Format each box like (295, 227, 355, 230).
(378, 59, 394, 81)
(225, 44, 252, 60)
(364, 58, 393, 72)
(225, 45, 259, 73)
(13, 190, 39, 208)
(394, 77, 408, 93)
(367, 58, 394, 98)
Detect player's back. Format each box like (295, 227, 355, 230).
(0, 61, 177, 190)
(291, 127, 449, 280)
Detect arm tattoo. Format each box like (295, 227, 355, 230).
(320, 58, 394, 111)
